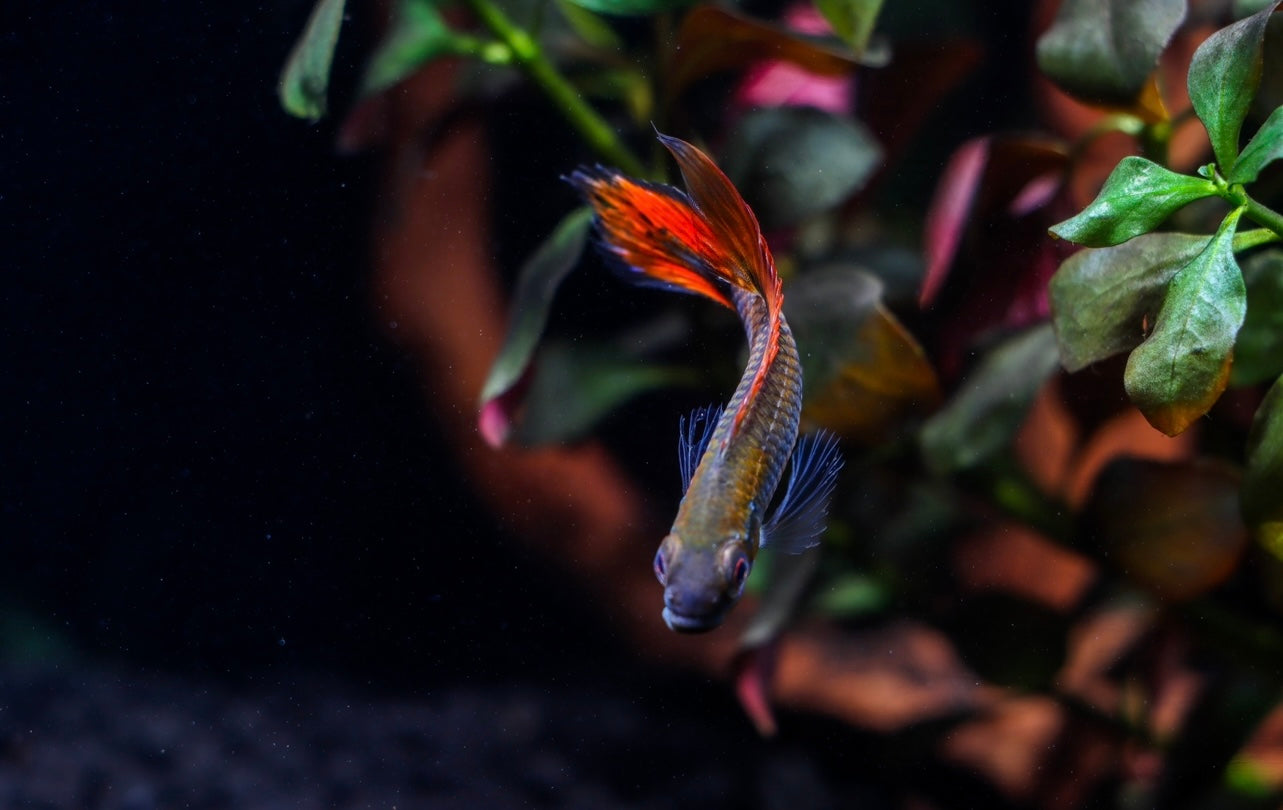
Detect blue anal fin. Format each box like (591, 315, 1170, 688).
(763, 432, 844, 553)
(678, 404, 723, 492)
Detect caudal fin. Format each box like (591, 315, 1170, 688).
(568, 134, 784, 438)
(654, 134, 781, 313)
(566, 134, 782, 314)
(566, 165, 734, 308)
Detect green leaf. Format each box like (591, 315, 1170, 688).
(1124, 210, 1247, 436)
(721, 107, 882, 230)
(360, 0, 466, 97)
(1231, 250, 1283, 385)
(809, 571, 889, 618)
(278, 0, 348, 120)
(553, 0, 623, 51)
(1244, 376, 1283, 558)
(1229, 104, 1283, 184)
(562, 0, 692, 16)
(1049, 156, 1217, 247)
(1188, 1, 1281, 173)
(1051, 233, 1216, 372)
(1034, 0, 1185, 107)
(513, 342, 693, 444)
(919, 323, 1061, 474)
(785, 266, 939, 445)
(478, 208, 593, 444)
(815, 0, 884, 55)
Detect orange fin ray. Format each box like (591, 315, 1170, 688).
(570, 133, 784, 442)
(567, 167, 734, 309)
(655, 135, 782, 437)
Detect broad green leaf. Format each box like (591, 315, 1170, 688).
(786, 266, 939, 445)
(1049, 157, 1216, 247)
(478, 208, 593, 445)
(721, 107, 882, 230)
(1124, 210, 1247, 436)
(1034, 0, 1185, 108)
(513, 342, 693, 445)
(1229, 104, 1283, 183)
(815, 0, 884, 55)
(1243, 375, 1283, 558)
(919, 323, 1060, 474)
(278, 0, 348, 120)
(1050, 233, 1214, 371)
(563, 0, 692, 15)
(1231, 250, 1283, 385)
(359, 0, 463, 97)
(1086, 459, 1247, 601)
(1188, 1, 1282, 173)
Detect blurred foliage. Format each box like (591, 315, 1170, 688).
(282, 0, 1283, 803)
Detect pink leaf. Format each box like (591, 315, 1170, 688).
(733, 642, 780, 736)
(921, 136, 991, 307)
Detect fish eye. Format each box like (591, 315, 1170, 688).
(727, 552, 750, 594)
(653, 548, 668, 585)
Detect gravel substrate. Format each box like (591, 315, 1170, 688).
(0, 661, 891, 810)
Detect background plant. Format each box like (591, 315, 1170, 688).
(283, 0, 1283, 805)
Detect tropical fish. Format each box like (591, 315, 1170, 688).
(569, 133, 843, 633)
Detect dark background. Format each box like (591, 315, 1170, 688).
(0, 2, 1037, 806)
(2, 0, 618, 683)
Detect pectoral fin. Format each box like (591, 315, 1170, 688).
(763, 432, 844, 553)
(679, 404, 723, 492)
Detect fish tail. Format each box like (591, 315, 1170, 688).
(655, 134, 782, 314)
(656, 134, 782, 436)
(569, 133, 784, 438)
(565, 165, 735, 309)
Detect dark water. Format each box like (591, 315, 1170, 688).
(2, 2, 1032, 807)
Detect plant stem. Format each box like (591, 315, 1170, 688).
(462, 0, 645, 176)
(1242, 194, 1283, 240)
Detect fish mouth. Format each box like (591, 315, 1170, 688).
(662, 606, 727, 633)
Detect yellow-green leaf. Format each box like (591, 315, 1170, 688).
(278, 0, 348, 120)
(1124, 210, 1247, 435)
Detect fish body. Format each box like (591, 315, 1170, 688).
(570, 134, 842, 633)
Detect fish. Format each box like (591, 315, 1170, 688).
(568, 133, 844, 633)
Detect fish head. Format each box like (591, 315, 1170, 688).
(653, 532, 754, 633)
